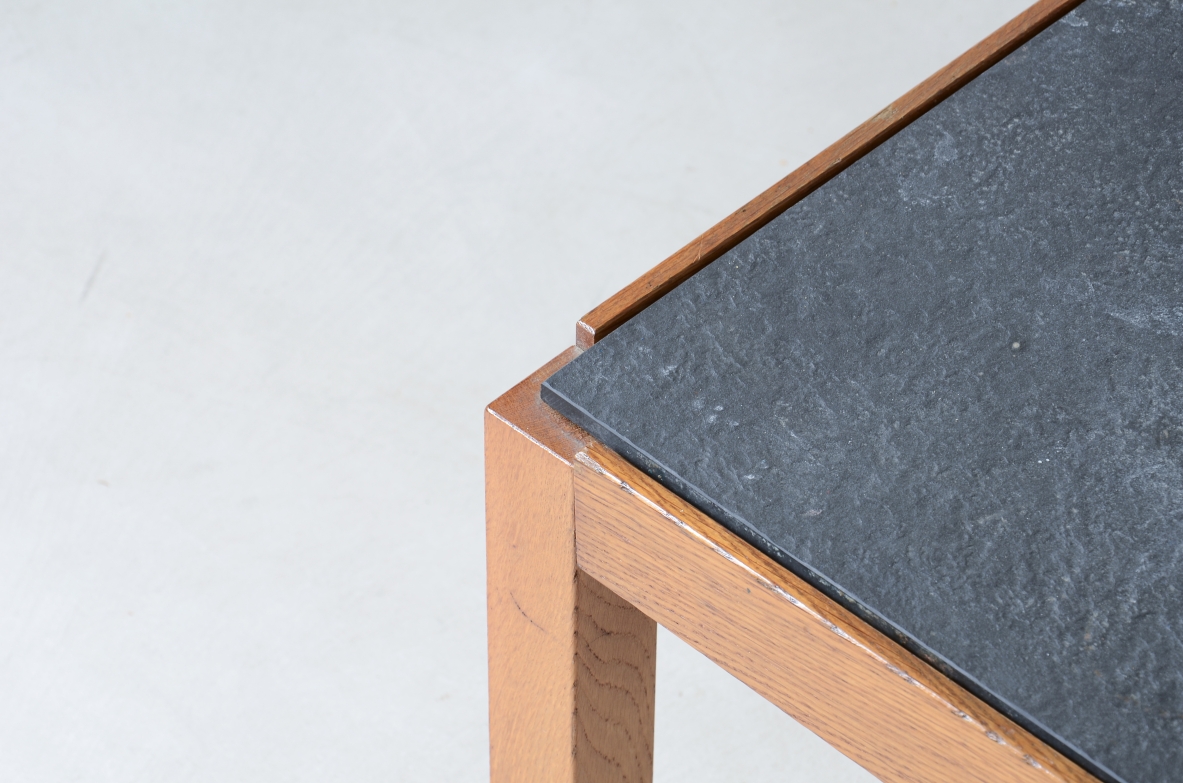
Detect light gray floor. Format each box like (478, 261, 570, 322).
(0, 2, 1029, 780)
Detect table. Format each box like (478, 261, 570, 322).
(487, 1, 1180, 780)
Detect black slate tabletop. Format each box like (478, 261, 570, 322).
(542, 3, 1183, 782)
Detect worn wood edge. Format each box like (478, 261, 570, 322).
(572, 440, 1098, 783)
(575, 0, 1086, 348)
(486, 348, 588, 467)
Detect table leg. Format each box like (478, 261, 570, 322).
(486, 407, 656, 783)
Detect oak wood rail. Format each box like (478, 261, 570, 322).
(575, 0, 1086, 349)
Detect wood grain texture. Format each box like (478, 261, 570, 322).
(575, 0, 1086, 349)
(572, 440, 1098, 783)
(575, 570, 656, 783)
(486, 350, 656, 783)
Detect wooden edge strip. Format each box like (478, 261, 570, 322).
(575, 0, 1085, 349)
(572, 440, 1096, 783)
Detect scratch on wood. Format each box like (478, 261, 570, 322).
(509, 590, 547, 635)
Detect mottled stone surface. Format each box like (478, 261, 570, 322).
(543, 3, 1183, 781)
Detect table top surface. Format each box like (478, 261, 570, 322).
(543, 3, 1183, 782)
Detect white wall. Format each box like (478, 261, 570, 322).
(0, 2, 1029, 780)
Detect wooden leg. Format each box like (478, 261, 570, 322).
(574, 570, 656, 783)
(486, 381, 656, 783)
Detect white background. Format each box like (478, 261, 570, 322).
(0, 1, 1028, 780)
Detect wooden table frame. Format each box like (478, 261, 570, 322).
(486, 2, 1098, 780)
